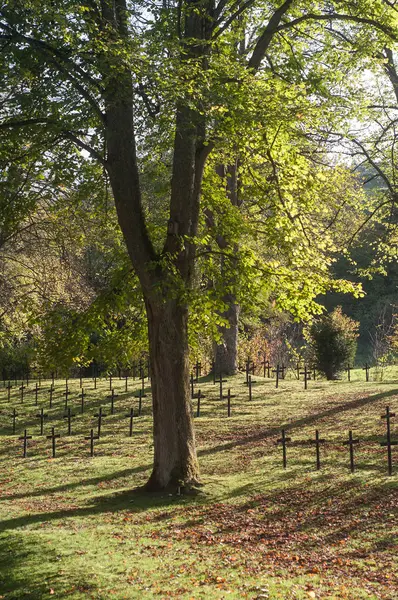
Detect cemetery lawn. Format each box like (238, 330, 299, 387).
(0, 370, 397, 600)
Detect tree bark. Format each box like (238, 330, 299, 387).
(214, 297, 240, 375)
(213, 161, 241, 375)
(145, 298, 200, 490)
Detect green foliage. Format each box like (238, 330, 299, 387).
(35, 269, 148, 374)
(308, 307, 359, 379)
(0, 331, 33, 379)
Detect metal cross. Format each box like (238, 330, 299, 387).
(94, 407, 106, 438)
(36, 407, 48, 435)
(85, 428, 99, 457)
(343, 430, 360, 473)
(380, 406, 397, 476)
(309, 429, 326, 470)
(63, 407, 75, 435)
(125, 407, 134, 437)
(277, 429, 292, 469)
(47, 427, 60, 458)
(19, 429, 32, 458)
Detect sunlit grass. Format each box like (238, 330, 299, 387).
(0, 367, 397, 599)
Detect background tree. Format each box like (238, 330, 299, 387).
(308, 307, 359, 379)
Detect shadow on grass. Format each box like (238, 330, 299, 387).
(0, 464, 152, 503)
(168, 477, 398, 576)
(0, 483, 199, 533)
(0, 531, 58, 599)
(198, 387, 398, 457)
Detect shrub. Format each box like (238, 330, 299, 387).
(308, 307, 359, 380)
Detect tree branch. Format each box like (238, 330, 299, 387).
(248, 0, 294, 71)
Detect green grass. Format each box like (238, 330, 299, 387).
(0, 367, 397, 599)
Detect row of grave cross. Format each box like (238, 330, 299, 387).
(3, 372, 150, 408)
(17, 406, 397, 472)
(18, 403, 145, 457)
(1, 361, 378, 404)
(2, 359, 151, 391)
(8, 388, 147, 435)
(276, 406, 397, 476)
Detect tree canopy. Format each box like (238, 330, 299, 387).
(1, 0, 398, 489)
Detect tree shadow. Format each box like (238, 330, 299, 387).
(0, 531, 56, 599)
(0, 484, 200, 533)
(198, 387, 398, 457)
(0, 465, 152, 503)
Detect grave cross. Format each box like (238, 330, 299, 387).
(63, 407, 75, 435)
(362, 363, 370, 382)
(216, 372, 228, 401)
(309, 429, 326, 470)
(11, 407, 18, 434)
(194, 361, 201, 383)
(196, 389, 205, 418)
(244, 359, 252, 384)
(63, 386, 71, 410)
(225, 388, 236, 417)
(343, 430, 360, 473)
(19, 383, 26, 403)
(107, 389, 118, 415)
(35, 407, 48, 435)
(247, 374, 257, 401)
(276, 429, 292, 469)
(46, 427, 60, 458)
(136, 388, 147, 416)
(380, 406, 397, 476)
(125, 407, 134, 437)
(272, 364, 283, 389)
(85, 428, 99, 457)
(299, 366, 311, 390)
(260, 356, 269, 379)
(94, 407, 106, 438)
(19, 429, 32, 458)
(80, 388, 86, 414)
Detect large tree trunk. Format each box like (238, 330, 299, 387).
(145, 298, 200, 491)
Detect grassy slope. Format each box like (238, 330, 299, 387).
(0, 367, 397, 600)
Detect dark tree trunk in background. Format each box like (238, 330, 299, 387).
(214, 297, 240, 375)
(214, 161, 240, 375)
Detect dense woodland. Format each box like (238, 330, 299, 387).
(1, 0, 398, 488)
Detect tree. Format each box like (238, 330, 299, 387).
(308, 307, 359, 379)
(1, 0, 396, 490)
